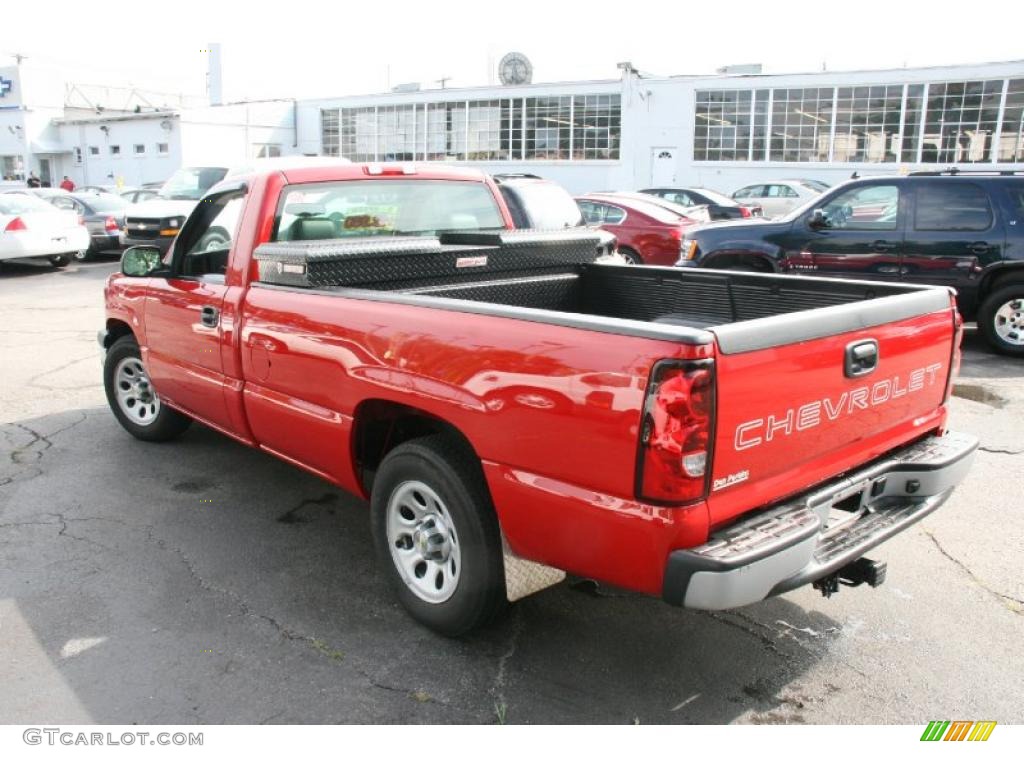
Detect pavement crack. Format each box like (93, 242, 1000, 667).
(26, 355, 99, 391)
(490, 607, 525, 720)
(977, 446, 1023, 456)
(924, 530, 1024, 616)
(703, 611, 794, 660)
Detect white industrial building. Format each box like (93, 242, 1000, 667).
(1, 58, 296, 190)
(3, 54, 1023, 196)
(299, 58, 1024, 194)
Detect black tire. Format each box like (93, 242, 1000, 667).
(49, 253, 70, 268)
(978, 283, 1024, 357)
(103, 336, 192, 441)
(371, 435, 506, 636)
(619, 247, 643, 265)
(75, 248, 93, 262)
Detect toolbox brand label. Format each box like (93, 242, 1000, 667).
(734, 362, 944, 451)
(456, 256, 488, 268)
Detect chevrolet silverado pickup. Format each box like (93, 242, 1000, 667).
(100, 160, 976, 636)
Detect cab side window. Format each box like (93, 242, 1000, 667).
(177, 193, 244, 278)
(914, 183, 992, 232)
(821, 185, 900, 230)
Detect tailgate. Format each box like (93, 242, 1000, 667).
(706, 297, 957, 529)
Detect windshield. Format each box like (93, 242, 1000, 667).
(691, 188, 740, 207)
(273, 180, 505, 241)
(506, 182, 584, 228)
(0, 194, 55, 214)
(82, 193, 128, 212)
(159, 167, 229, 201)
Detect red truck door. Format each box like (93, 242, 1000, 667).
(142, 190, 246, 429)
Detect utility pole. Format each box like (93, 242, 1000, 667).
(436, 76, 451, 89)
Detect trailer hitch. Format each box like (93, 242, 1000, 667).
(813, 557, 887, 598)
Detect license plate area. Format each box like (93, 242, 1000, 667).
(823, 478, 881, 532)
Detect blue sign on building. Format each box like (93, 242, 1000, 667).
(0, 76, 13, 98)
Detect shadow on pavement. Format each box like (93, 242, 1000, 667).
(1, 407, 847, 725)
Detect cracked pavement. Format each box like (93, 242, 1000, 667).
(0, 259, 1022, 724)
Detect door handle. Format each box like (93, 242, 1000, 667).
(871, 240, 897, 252)
(845, 339, 879, 378)
(968, 242, 990, 255)
(200, 305, 219, 328)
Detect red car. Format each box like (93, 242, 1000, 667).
(576, 193, 701, 266)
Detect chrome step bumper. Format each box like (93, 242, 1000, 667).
(663, 431, 978, 610)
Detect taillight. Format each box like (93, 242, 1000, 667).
(78, 215, 85, 225)
(104, 216, 119, 232)
(740, 206, 752, 218)
(5, 217, 27, 232)
(636, 359, 716, 504)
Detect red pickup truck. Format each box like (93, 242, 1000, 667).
(100, 160, 977, 636)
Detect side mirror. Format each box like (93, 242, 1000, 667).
(120, 245, 164, 277)
(808, 208, 829, 229)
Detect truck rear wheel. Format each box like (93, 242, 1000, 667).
(103, 336, 193, 441)
(978, 283, 1024, 357)
(371, 435, 506, 636)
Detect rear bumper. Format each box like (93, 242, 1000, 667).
(0, 227, 90, 260)
(662, 430, 978, 610)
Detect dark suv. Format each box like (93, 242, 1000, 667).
(677, 171, 1024, 356)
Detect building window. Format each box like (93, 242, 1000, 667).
(74, 147, 83, 165)
(572, 94, 620, 160)
(134, 144, 146, 156)
(998, 78, 1024, 163)
(832, 85, 902, 163)
(1, 154, 26, 181)
(327, 94, 621, 163)
(694, 90, 753, 161)
(921, 79, 1003, 164)
(253, 143, 282, 158)
(89, 146, 100, 156)
(321, 109, 340, 156)
(110, 145, 121, 157)
(524, 96, 572, 159)
(157, 142, 169, 156)
(770, 87, 833, 162)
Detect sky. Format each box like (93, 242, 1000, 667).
(3, 0, 1022, 103)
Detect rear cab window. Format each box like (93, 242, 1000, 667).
(272, 180, 504, 241)
(914, 182, 993, 231)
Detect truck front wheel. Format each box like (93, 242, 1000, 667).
(978, 283, 1024, 357)
(103, 336, 193, 441)
(371, 435, 506, 636)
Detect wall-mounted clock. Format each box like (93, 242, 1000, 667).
(499, 52, 533, 86)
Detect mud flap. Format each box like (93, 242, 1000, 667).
(503, 539, 566, 602)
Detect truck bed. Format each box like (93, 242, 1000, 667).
(253, 232, 953, 354)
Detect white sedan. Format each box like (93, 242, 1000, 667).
(0, 193, 90, 268)
(731, 179, 829, 218)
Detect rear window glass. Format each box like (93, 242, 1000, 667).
(0, 194, 54, 214)
(915, 183, 992, 231)
(691, 188, 738, 206)
(273, 180, 504, 241)
(82, 193, 129, 212)
(594, 197, 681, 224)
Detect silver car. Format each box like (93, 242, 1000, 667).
(731, 179, 828, 218)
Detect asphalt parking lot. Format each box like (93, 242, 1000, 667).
(1, 258, 1022, 725)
